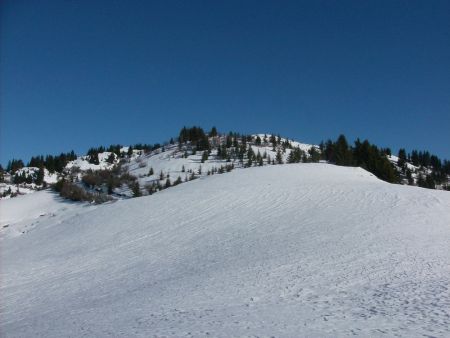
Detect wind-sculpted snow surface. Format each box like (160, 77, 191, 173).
(1, 164, 450, 337)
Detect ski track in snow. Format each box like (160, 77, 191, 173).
(1, 164, 450, 337)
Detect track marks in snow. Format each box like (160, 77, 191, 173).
(1, 164, 450, 337)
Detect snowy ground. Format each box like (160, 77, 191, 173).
(0, 190, 97, 239)
(1, 164, 449, 337)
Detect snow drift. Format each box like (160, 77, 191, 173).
(1, 164, 449, 337)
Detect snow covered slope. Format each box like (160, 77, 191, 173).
(0, 190, 96, 238)
(1, 164, 450, 337)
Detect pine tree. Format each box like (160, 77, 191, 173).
(411, 150, 419, 167)
(398, 149, 407, 168)
(417, 175, 426, 188)
(276, 149, 283, 164)
(406, 169, 414, 185)
(131, 182, 141, 197)
(209, 126, 218, 137)
(233, 136, 239, 148)
(334, 134, 353, 166)
(148, 167, 154, 176)
(106, 153, 115, 164)
(425, 175, 435, 189)
(165, 178, 171, 188)
(89, 152, 100, 165)
(173, 176, 182, 186)
(256, 150, 263, 166)
(36, 165, 45, 185)
(201, 151, 208, 163)
(287, 148, 301, 163)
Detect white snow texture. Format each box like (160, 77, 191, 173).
(1, 164, 450, 337)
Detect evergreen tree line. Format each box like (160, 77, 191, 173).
(398, 148, 447, 170)
(320, 135, 398, 183)
(178, 126, 211, 151)
(12, 167, 46, 186)
(397, 148, 450, 186)
(319, 135, 450, 188)
(21, 152, 77, 174)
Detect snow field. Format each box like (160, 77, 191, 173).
(1, 164, 449, 337)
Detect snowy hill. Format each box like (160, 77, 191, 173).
(1, 133, 319, 199)
(2, 129, 448, 201)
(1, 164, 449, 337)
(124, 135, 318, 193)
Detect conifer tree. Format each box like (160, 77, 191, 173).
(209, 126, 218, 137)
(398, 149, 407, 168)
(256, 150, 262, 165)
(201, 151, 208, 163)
(36, 165, 45, 185)
(233, 136, 239, 148)
(165, 178, 171, 188)
(106, 153, 115, 164)
(334, 134, 353, 166)
(131, 182, 141, 197)
(258, 155, 263, 166)
(88, 152, 100, 165)
(25, 172, 33, 184)
(127, 146, 133, 157)
(173, 176, 182, 186)
(276, 149, 283, 164)
(308, 147, 320, 162)
(406, 169, 414, 185)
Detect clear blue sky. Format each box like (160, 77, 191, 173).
(1, 0, 449, 165)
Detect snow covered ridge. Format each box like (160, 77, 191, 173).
(1, 164, 450, 336)
(1, 131, 322, 200)
(1, 127, 449, 200)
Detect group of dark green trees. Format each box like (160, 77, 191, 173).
(397, 148, 449, 189)
(319, 135, 449, 189)
(319, 136, 397, 183)
(27, 152, 77, 173)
